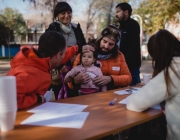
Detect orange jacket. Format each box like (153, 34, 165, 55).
(70, 52, 132, 90)
(7, 46, 78, 109)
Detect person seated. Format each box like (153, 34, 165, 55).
(6, 31, 78, 110)
(68, 24, 132, 91)
(127, 29, 180, 140)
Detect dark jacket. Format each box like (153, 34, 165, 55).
(46, 22, 86, 53)
(119, 18, 141, 69)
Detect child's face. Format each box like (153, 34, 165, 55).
(82, 51, 95, 68)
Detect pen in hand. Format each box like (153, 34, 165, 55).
(109, 98, 117, 106)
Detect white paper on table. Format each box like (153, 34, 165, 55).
(21, 112, 89, 129)
(114, 87, 141, 95)
(118, 97, 128, 104)
(44, 88, 53, 102)
(118, 98, 161, 110)
(27, 102, 88, 113)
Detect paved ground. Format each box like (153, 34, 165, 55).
(0, 60, 11, 76)
(0, 59, 153, 80)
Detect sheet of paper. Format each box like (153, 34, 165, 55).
(114, 87, 141, 95)
(118, 97, 128, 104)
(21, 112, 89, 129)
(44, 88, 53, 102)
(27, 102, 88, 113)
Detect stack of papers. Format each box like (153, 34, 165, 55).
(21, 102, 89, 129)
(114, 87, 141, 95)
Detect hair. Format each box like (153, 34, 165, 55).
(36, 31, 66, 58)
(53, 2, 72, 20)
(116, 2, 132, 16)
(95, 37, 119, 59)
(147, 29, 180, 94)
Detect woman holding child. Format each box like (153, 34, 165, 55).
(68, 25, 132, 91)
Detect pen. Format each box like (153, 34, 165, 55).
(109, 98, 117, 106)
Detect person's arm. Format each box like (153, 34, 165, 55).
(64, 67, 78, 83)
(125, 20, 141, 65)
(59, 45, 78, 66)
(127, 70, 177, 112)
(111, 53, 132, 87)
(7, 69, 49, 110)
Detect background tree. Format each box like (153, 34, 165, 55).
(0, 8, 27, 58)
(85, 0, 129, 39)
(137, 0, 180, 35)
(23, 0, 71, 21)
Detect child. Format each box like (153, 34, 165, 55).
(64, 45, 107, 95)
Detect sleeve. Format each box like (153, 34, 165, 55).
(77, 23, 86, 53)
(45, 23, 57, 32)
(59, 45, 78, 66)
(126, 21, 141, 64)
(64, 67, 78, 82)
(127, 71, 175, 112)
(7, 69, 47, 110)
(111, 54, 132, 87)
(96, 67, 107, 92)
(72, 53, 81, 68)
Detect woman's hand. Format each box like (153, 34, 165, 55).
(93, 76, 112, 86)
(74, 71, 91, 84)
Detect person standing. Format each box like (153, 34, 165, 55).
(46, 2, 86, 98)
(115, 2, 141, 86)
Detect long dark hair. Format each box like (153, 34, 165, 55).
(147, 29, 180, 94)
(53, 2, 72, 20)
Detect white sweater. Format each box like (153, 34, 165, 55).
(127, 57, 180, 140)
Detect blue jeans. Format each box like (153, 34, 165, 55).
(129, 67, 141, 86)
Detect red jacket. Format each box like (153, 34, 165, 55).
(7, 46, 78, 109)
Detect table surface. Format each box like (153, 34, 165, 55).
(0, 87, 163, 140)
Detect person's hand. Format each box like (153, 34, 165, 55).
(60, 65, 70, 73)
(82, 45, 95, 53)
(74, 71, 91, 84)
(93, 76, 112, 86)
(65, 76, 73, 83)
(40, 95, 46, 103)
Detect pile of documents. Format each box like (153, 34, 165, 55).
(21, 102, 89, 129)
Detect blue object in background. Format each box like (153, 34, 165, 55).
(0, 44, 20, 57)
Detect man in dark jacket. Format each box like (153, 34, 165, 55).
(115, 2, 141, 86)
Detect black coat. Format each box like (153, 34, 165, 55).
(119, 18, 141, 69)
(46, 22, 86, 53)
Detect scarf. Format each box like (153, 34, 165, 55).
(56, 20, 71, 34)
(97, 53, 112, 60)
